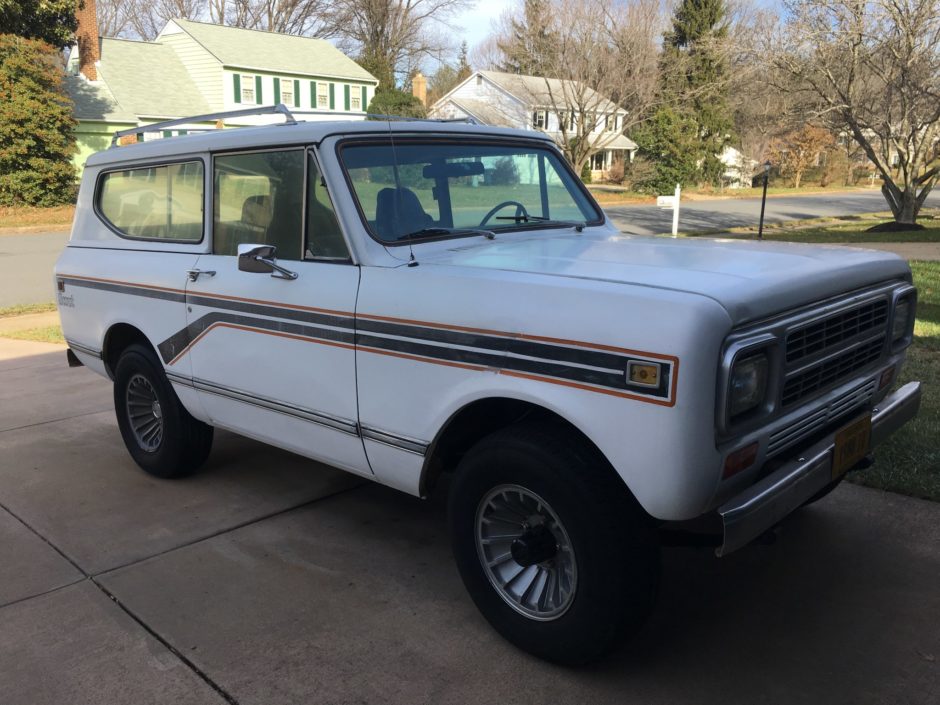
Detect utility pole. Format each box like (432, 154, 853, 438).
(758, 161, 771, 240)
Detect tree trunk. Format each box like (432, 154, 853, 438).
(881, 183, 919, 225)
(793, 170, 802, 189)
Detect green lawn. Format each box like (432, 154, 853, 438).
(716, 211, 940, 243)
(0, 205, 74, 231)
(850, 260, 940, 500)
(0, 302, 57, 318)
(0, 325, 65, 344)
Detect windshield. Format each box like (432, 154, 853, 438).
(338, 139, 603, 244)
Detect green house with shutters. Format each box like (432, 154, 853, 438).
(66, 18, 378, 175)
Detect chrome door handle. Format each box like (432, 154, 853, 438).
(187, 269, 216, 282)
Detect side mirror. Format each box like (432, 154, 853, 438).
(237, 243, 298, 280)
(237, 243, 276, 273)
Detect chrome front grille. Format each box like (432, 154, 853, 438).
(768, 379, 876, 457)
(781, 337, 885, 407)
(785, 299, 888, 363)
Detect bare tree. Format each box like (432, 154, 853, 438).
(775, 0, 940, 225)
(498, 0, 666, 173)
(206, 0, 333, 34)
(96, 0, 135, 37)
(127, 0, 204, 40)
(768, 124, 835, 187)
(322, 0, 470, 86)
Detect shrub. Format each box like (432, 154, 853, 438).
(621, 157, 658, 193)
(606, 158, 625, 185)
(580, 162, 592, 184)
(0, 34, 77, 206)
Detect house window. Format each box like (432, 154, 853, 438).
(240, 75, 255, 104)
(317, 82, 329, 108)
(351, 94, 361, 110)
(532, 110, 547, 129)
(281, 83, 293, 106)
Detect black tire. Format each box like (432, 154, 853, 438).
(113, 343, 213, 478)
(448, 421, 659, 666)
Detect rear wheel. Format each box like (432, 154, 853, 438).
(449, 422, 659, 665)
(114, 343, 213, 478)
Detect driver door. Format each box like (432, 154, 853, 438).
(181, 147, 370, 476)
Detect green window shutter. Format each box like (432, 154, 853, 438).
(361, 86, 367, 111)
(293, 80, 300, 107)
(273, 77, 281, 103)
(255, 75, 262, 104)
(310, 81, 317, 107)
(329, 83, 335, 110)
(344, 84, 350, 111)
(162, 130, 172, 138)
(233, 74, 241, 104)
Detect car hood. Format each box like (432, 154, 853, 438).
(418, 231, 911, 324)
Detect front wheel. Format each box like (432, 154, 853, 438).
(448, 422, 659, 665)
(114, 343, 213, 478)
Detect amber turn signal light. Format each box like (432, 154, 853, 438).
(723, 441, 759, 479)
(627, 361, 660, 388)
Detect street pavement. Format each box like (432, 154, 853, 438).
(0, 230, 68, 307)
(3, 190, 939, 307)
(1, 336, 939, 704)
(606, 189, 940, 235)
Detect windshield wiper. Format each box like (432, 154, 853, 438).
(494, 214, 586, 231)
(398, 226, 495, 241)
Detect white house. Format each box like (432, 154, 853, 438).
(428, 70, 637, 179)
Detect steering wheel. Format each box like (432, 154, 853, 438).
(479, 200, 530, 227)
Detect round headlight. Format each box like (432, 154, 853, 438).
(729, 354, 769, 419)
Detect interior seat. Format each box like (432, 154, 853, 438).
(375, 187, 433, 240)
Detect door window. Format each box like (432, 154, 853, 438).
(212, 150, 304, 259)
(306, 153, 350, 260)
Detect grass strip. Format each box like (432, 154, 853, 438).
(0, 325, 65, 344)
(0, 302, 57, 318)
(851, 260, 940, 500)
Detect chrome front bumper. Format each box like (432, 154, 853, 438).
(717, 381, 922, 557)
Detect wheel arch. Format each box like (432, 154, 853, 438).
(102, 322, 158, 379)
(419, 396, 634, 503)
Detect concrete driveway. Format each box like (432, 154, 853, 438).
(1, 337, 939, 704)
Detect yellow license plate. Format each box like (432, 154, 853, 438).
(832, 414, 872, 480)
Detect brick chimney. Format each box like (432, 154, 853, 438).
(412, 72, 427, 106)
(75, 0, 100, 80)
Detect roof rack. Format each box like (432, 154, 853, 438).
(109, 104, 297, 147)
(108, 103, 480, 147)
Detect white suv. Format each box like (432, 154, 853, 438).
(55, 108, 921, 664)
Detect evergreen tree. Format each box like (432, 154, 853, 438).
(631, 107, 701, 194)
(367, 88, 427, 119)
(497, 0, 557, 75)
(0, 34, 77, 206)
(0, 0, 80, 49)
(639, 0, 733, 187)
(456, 41, 472, 82)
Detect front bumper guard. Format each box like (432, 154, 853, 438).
(717, 381, 922, 557)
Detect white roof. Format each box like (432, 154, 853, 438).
(85, 119, 554, 168)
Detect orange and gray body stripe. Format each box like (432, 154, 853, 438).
(58, 274, 679, 406)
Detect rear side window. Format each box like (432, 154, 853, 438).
(98, 161, 204, 241)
